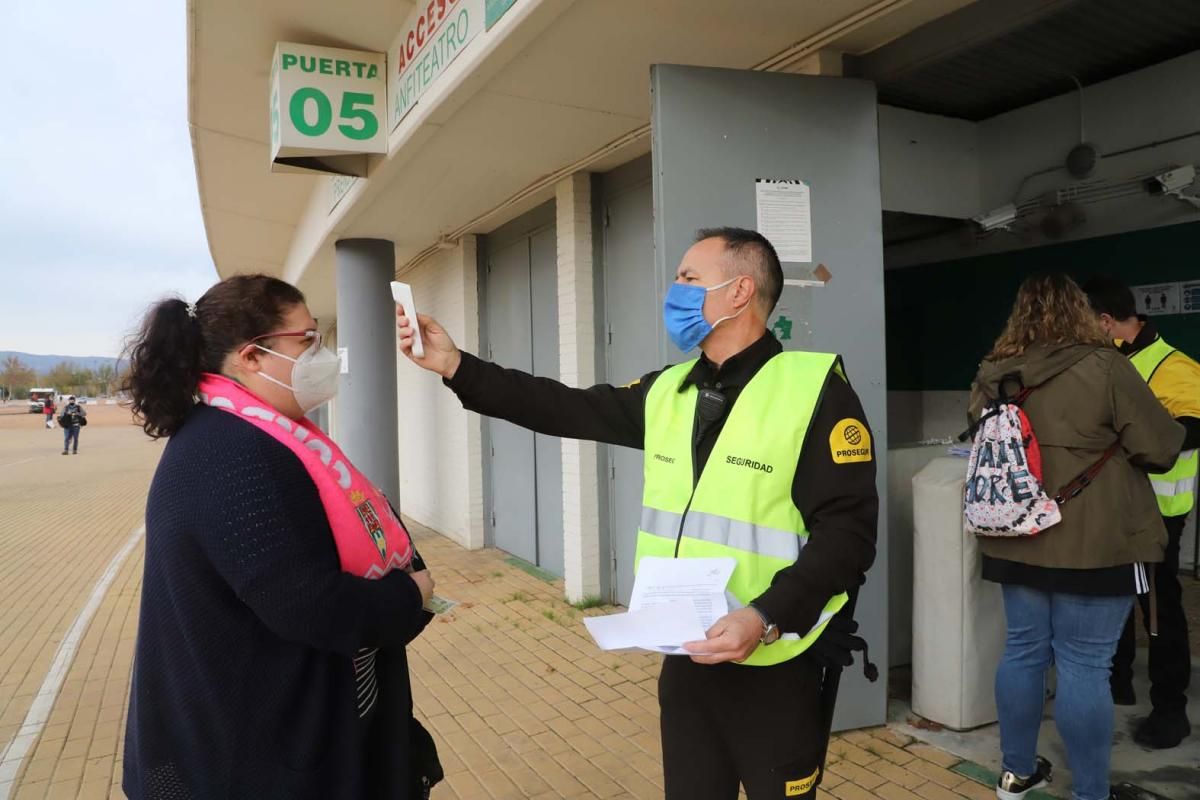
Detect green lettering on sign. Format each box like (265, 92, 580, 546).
(393, 6, 477, 125)
(287, 87, 380, 141)
(290, 87, 333, 136)
(772, 316, 794, 341)
(338, 93, 378, 140)
(270, 87, 280, 145)
(485, 0, 518, 29)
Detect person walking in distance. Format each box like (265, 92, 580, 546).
(59, 395, 86, 454)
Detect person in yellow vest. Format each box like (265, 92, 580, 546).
(1085, 276, 1200, 750)
(398, 227, 879, 799)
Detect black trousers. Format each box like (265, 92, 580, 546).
(659, 654, 825, 799)
(1112, 513, 1191, 714)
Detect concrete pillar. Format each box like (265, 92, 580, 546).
(555, 173, 602, 602)
(334, 238, 400, 505)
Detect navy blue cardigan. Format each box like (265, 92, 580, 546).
(123, 405, 428, 799)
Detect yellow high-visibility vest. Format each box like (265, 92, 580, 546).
(637, 352, 848, 666)
(1130, 337, 1197, 517)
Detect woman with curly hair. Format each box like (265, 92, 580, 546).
(970, 273, 1182, 800)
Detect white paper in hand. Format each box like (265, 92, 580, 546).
(629, 556, 736, 630)
(581, 557, 737, 655)
(582, 601, 706, 653)
(391, 281, 424, 358)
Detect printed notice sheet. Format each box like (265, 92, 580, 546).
(756, 179, 812, 263)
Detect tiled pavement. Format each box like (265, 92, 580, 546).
(0, 403, 1018, 799)
(0, 405, 157, 800)
(406, 532, 1020, 800)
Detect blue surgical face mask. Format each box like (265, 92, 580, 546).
(662, 276, 747, 352)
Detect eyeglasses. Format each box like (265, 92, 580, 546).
(243, 328, 321, 354)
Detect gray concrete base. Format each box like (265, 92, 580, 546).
(889, 651, 1200, 799)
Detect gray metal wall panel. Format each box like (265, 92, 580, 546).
(481, 209, 564, 577)
(600, 175, 656, 604)
(530, 227, 564, 577)
(487, 201, 557, 249)
(484, 237, 538, 565)
(591, 176, 614, 599)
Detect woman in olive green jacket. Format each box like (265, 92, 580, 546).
(969, 274, 1183, 800)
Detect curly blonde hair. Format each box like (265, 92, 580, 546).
(988, 273, 1108, 360)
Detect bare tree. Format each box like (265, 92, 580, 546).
(42, 362, 80, 396)
(1, 355, 37, 400)
(96, 363, 117, 396)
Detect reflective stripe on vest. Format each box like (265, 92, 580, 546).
(1130, 337, 1198, 517)
(637, 351, 849, 666)
(639, 507, 805, 562)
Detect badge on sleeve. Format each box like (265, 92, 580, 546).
(830, 418, 872, 464)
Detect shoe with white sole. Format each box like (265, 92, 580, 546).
(997, 756, 1052, 799)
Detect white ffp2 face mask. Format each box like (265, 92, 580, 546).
(255, 340, 341, 413)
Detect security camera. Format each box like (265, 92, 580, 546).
(971, 203, 1017, 232)
(1147, 165, 1200, 209)
(1147, 165, 1196, 195)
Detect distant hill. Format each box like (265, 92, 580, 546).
(0, 351, 125, 374)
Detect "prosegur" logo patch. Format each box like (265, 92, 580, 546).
(830, 418, 872, 464)
(785, 766, 820, 796)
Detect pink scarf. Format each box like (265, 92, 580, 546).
(197, 373, 413, 578)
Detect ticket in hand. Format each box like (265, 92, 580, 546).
(424, 595, 459, 615)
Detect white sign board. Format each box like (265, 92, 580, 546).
(270, 43, 387, 174)
(756, 179, 812, 263)
(329, 174, 357, 213)
(389, 0, 486, 130)
(1133, 282, 1181, 316)
(338, 347, 350, 375)
(1181, 281, 1200, 314)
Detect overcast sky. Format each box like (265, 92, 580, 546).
(0, 1, 217, 359)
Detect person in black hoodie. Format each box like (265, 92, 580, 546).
(59, 396, 86, 454)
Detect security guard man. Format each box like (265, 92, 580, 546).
(1086, 276, 1200, 750)
(398, 227, 878, 798)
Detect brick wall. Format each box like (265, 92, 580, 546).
(555, 174, 602, 601)
(394, 237, 486, 549)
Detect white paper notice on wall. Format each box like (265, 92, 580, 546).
(1133, 282, 1181, 316)
(337, 347, 349, 375)
(1182, 281, 1200, 314)
(756, 178, 812, 263)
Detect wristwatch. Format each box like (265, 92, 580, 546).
(749, 603, 779, 645)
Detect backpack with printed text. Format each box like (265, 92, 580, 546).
(961, 376, 1118, 537)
